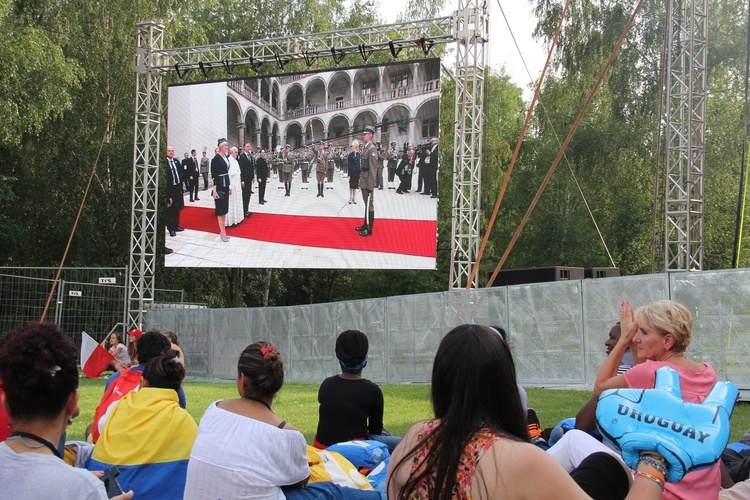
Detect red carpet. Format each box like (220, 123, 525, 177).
(180, 207, 437, 257)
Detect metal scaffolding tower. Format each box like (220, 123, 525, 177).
(128, 4, 488, 324)
(450, 3, 488, 289)
(664, 0, 707, 271)
(128, 21, 164, 328)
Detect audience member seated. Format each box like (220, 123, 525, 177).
(87, 350, 196, 499)
(386, 324, 679, 500)
(0, 322, 132, 499)
(89, 330, 186, 443)
(574, 321, 637, 433)
(587, 300, 722, 499)
(125, 327, 141, 366)
(185, 341, 379, 500)
(164, 330, 185, 364)
(101, 332, 130, 371)
(315, 329, 401, 452)
(184, 342, 310, 499)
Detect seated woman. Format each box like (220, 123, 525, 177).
(387, 324, 677, 499)
(184, 342, 310, 499)
(315, 329, 400, 452)
(185, 342, 379, 500)
(163, 330, 185, 364)
(0, 322, 132, 499)
(87, 349, 196, 499)
(588, 300, 721, 499)
(126, 327, 141, 366)
(101, 332, 130, 371)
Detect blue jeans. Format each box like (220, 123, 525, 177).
(367, 433, 402, 453)
(283, 482, 383, 499)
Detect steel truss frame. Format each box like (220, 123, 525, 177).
(129, 5, 488, 325)
(664, 0, 707, 271)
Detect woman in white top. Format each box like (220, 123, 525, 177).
(184, 342, 309, 500)
(226, 146, 245, 227)
(102, 332, 130, 371)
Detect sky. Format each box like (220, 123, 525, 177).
(378, 0, 547, 98)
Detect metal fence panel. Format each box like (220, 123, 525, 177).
(508, 281, 584, 384)
(387, 293, 443, 383)
(671, 269, 750, 386)
(144, 269, 750, 390)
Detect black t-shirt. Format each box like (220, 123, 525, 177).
(315, 375, 384, 446)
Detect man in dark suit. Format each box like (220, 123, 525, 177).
(238, 141, 255, 217)
(255, 147, 269, 204)
(180, 152, 191, 193)
(423, 137, 439, 198)
(165, 145, 185, 238)
(187, 149, 200, 202)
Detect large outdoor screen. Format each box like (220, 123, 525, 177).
(166, 58, 440, 269)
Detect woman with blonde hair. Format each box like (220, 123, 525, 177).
(591, 300, 720, 499)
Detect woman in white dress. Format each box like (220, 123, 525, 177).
(226, 146, 245, 227)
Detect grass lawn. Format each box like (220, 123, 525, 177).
(69, 378, 750, 445)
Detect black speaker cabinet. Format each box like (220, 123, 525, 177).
(488, 266, 586, 287)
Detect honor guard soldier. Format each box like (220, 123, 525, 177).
(356, 126, 380, 236)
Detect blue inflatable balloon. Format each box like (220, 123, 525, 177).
(595, 366, 738, 482)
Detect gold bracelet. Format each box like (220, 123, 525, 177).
(634, 470, 665, 491)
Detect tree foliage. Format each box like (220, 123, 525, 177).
(2, 0, 750, 309)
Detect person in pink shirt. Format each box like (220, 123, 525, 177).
(593, 300, 721, 500)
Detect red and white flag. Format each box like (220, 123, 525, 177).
(80, 331, 113, 378)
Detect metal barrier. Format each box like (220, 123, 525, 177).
(144, 268, 750, 390)
(0, 267, 184, 347)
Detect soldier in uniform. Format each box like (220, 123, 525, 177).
(299, 146, 311, 187)
(356, 126, 380, 236)
(200, 150, 210, 190)
(324, 144, 335, 189)
(385, 141, 399, 189)
(314, 143, 327, 198)
(281, 144, 294, 197)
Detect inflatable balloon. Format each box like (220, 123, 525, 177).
(596, 366, 738, 482)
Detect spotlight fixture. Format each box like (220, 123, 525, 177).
(198, 61, 212, 79)
(388, 40, 403, 59)
(415, 37, 435, 55)
(330, 47, 347, 65)
(302, 51, 317, 68)
(358, 44, 375, 62)
(249, 57, 263, 73)
(274, 54, 289, 70)
(174, 63, 191, 81)
(222, 60, 236, 77)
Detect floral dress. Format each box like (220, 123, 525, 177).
(403, 419, 502, 498)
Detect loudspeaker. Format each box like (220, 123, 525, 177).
(585, 267, 620, 279)
(488, 266, 585, 287)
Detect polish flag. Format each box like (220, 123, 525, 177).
(80, 331, 113, 378)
